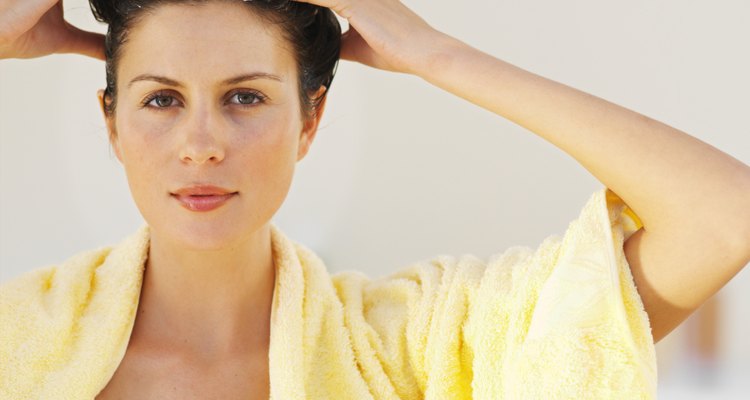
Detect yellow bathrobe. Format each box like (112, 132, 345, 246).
(0, 187, 657, 399)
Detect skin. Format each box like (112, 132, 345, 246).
(93, 2, 326, 398)
(97, 1, 325, 363)
(293, 0, 750, 343)
(0, 0, 104, 59)
(1, 0, 749, 389)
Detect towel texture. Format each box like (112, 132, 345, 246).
(0, 187, 657, 399)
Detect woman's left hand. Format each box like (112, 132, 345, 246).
(294, 0, 449, 75)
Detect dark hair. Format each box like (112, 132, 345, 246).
(89, 0, 340, 121)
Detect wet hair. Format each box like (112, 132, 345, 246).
(89, 0, 340, 121)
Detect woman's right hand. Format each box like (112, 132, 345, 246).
(0, 0, 104, 60)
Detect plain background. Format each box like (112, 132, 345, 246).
(1, 0, 748, 397)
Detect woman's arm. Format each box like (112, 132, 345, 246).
(421, 36, 750, 343)
(0, 0, 104, 60)
(301, 0, 750, 343)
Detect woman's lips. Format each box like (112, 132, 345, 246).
(171, 193, 237, 212)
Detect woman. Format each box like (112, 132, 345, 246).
(1, 0, 748, 398)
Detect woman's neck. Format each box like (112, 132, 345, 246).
(129, 225, 276, 362)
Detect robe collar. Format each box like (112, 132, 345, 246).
(98, 222, 307, 398)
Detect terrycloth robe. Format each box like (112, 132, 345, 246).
(0, 187, 657, 399)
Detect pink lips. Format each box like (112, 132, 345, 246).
(171, 185, 238, 212)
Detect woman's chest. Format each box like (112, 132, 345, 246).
(95, 348, 270, 400)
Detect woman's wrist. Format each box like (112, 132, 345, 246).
(409, 31, 477, 89)
(409, 31, 471, 81)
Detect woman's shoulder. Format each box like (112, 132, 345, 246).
(0, 224, 149, 333)
(0, 224, 150, 305)
(0, 246, 114, 304)
(0, 245, 118, 366)
(0, 226, 152, 398)
(0, 246, 115, 381)
(2, 244, 116, 295)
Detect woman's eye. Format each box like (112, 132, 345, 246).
(229, 91, 264, 106)
(143, 94, 178, 109)
(140, 91, 264, 110)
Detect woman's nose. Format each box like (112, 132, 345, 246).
(178, 107, 226, 165)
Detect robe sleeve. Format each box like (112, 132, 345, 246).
(334, 187, 657, 400)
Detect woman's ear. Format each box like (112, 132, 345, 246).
(97, 89, 122, 163)
(297, 87, 329, 162)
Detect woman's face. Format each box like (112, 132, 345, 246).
(99, 1, 323, 249)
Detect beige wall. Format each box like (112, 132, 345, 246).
(1, 0, 749, 396)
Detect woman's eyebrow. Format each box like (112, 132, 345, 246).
(127, 72, 284, 88)
(223, 73, 284, 85)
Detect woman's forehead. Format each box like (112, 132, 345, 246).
(118, 1, 296, 85)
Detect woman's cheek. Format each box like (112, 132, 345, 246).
(116, 117, 170, 196)
(233, 114, 299, 200)
(234, 111, 299, 160)
(128, 112, 178, 142)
